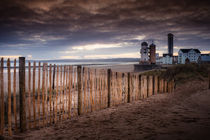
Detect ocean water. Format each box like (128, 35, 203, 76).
(2, 60, 139, 69)
(1, 60, 138, 94)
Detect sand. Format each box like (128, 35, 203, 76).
(96, 64, 135, 72)
(5, 80, 210, 140)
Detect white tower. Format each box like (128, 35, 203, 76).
(140, 42, 149, 63)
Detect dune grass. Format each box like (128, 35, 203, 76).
(142, 64, 210, 84)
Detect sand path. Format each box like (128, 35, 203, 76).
(9, 80, 210, 140)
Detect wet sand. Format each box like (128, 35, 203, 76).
(98, 64, 135, 72)
(7, 80, 210, 140)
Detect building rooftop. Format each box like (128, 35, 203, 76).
(163, 53, 173, 57)
(179, 49, 201, 53)
(141, 42, 148, 46)
(149, 43, 156, 47)
(168, 33, 174, 36)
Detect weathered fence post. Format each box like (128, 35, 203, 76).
(7, 59, 12, 136)
(107, 69, 111, 107)
(127, 72, 131, 103)
(209, 72, 210, 89)
(0, 58, 4, 135)
(157, 76, 160, 93)
(148, 75, 153, 97)
(165, 80, 168, 93)
(138, 75, 141, 100)
(146, 76, 149, 97)
(154, 76, 158, 95)
(19, 57, 26, 132)
(77, 65, 82, 115)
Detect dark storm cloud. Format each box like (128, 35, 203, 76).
(0, 0, 210, 59)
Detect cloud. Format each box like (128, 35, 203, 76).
(132, 35, 146, 41)
(72, 43, 122, 51)
(201, 51, 210, 54)
(0, 0, 210, 59)
(27, 54, 33, 60)
(59, 55, 81, 59)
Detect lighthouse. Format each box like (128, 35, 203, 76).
(140, 42, 149, 64)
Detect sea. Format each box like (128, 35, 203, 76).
(1, 60, 139, 93)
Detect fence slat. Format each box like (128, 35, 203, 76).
(93, 69, 96, 111)
(55, 65, 59, 123)
(49, 64, 52, 124)
(100, 69, 104, 109)
(62, 66, 65, 120)
(141, 75, 147, 99)
(13, 59, 17, 132)
(59, 66, 63, 120)
(103, 70, 106, 108)
(100, 70, 103, 108)
(52, 65, 56, 123)
(148, 76, 153, 97)
(97, 70, 100, 110)
(112, 72, 115, 105)
(7, 59, 12, 136)
(209, 72, 210, 89)
(37, 62, 41, 127)
(90, 69, 93, 112)
(137, 75, 140, 100)
(42, 63, 46, 126)
(154, 76, 158, 95)
(92, 69, 95, 111)
(107, 69, 111, 107)
(0, 58, 4, 135)
(45, 63, 48, 125)
(73, 67, 77, 115)
(65, 66, 68, 119)
(68, 66, 72, 118)
(127, 72, 130, 103)
(32, 62, 36, 128)
(28, 61, 31, 129)
(159, 79, 163, 93)
(84, 67, 87, 113)
(120, 73, 123, 104)
(164, 80, 167, 93)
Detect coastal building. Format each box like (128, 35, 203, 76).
(178, 49, 201, 64)
(156, 53, 159, 59)
(200, 54, 210, 64)
(149, 43, 156, 64)
(159, 33, 174, 65)
(162, 54, 173, 64)
(168, 33, 174, 56)
(140, 42, 149, 64)
(173, 56, 178, 64)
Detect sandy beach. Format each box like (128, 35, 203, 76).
(5, 79, 210, 140)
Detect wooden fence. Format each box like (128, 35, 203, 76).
(0, 57, 175, 136)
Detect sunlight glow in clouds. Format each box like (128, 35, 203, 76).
(72, 43, 122, 51)
(84, 52, 139, 59)
(133, 35, 146, 40)
(60, 56, 82, 59)
(0, 55, 22, 60)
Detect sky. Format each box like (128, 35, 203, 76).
(0, 0, 210, 60)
